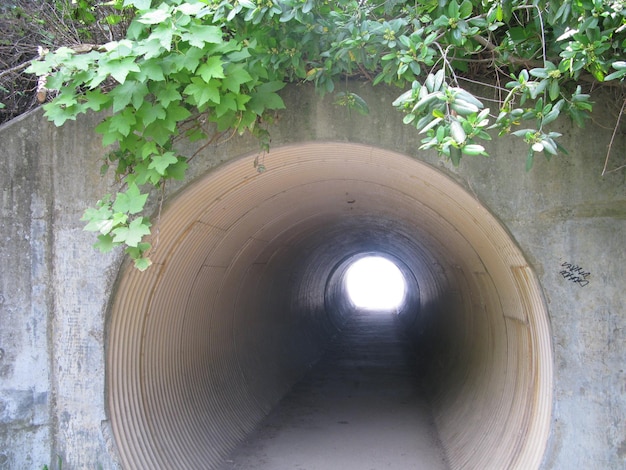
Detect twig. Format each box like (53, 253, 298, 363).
(0, 58, 37, 80)
(456, 75, 510, 93)
(605, 164, 626, 174)
(533, 5, 547, 66)
(433, 43, 457, 85)
(602, 97, 626, 176)
(471, 34, 544, 69)
(154, 180, 166, 253)
(189, 128, 233, 161)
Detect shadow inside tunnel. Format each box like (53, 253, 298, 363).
(220, 310, 450, 470)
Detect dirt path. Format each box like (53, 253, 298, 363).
(221, 311, 449, 470)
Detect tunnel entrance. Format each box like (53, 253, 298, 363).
(107, 143, 552, 469)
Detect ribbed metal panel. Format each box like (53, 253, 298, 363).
(107, 143, 552, 470)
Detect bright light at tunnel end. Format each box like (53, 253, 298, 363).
(345, 256, 407, 311)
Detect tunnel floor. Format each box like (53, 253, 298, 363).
(220, 311, 449, 470)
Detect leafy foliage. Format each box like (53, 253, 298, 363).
(0, 0, 131, 123)
(20, 0, 626, 268)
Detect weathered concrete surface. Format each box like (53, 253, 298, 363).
(0, 111, 52, 469)
(0, 82, 624, 469)
(0, 110, 122, 469)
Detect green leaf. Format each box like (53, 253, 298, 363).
(140, 140, 159, 159)
(511, 128, 536, 138)
(215, 93, 238, 117)
(222, 64, 253, 93)
(604, 69, 626, 81)
(132, 159, 162, 184)
(459, 0, 472, 19)
(124, 0, 151, 9)
(143, 121, 172, 146)
(449, 146, 462, 166)
(176, 2, 205, 15)
(82, 203, 114, 234)
(149, 23, 174, 51)
(112, 211, 129, 227)
(418, 116, 443, 134)
(83, 90, 112, 112)
(541, 108, 560, 126)
(164, 102, 191, 126)
(84, 218, 115, 236)
(548, 80, 560, 101)
(463, 144, 487, 156)
(113, 183, 148, 214)
(26, 58, 54, 76)
(235, 93, 251, 110)
(154, 82, 182, 107)
(248, 81, 286, 114)
(43, 101, 80, 126)
(139, 60, 166, 81)
(101, 57, 141, 84)
(198, 57, 225, 82)
(450, 120, 466, 144)
(126, 242, 151, 258)
(181, 24, 223, 48)
(183, 77, 221, 107)
(108, 109, 137, 136)
(112, 217, 151, 247)
(529, 68, 549, 79)
(53, 89, 80, 108)
(165, 158, 189, 180)
(525, 148, 535, 171)
(541, 139, 558, 155)
(448, 1, 460, 18)
(94, 234, 117, 253)
(352, 93, 370, 115)
(133, 256, 152, 271)
(137, 9, 170, 25)
(148, 151, 179, 175)
(171, 47, 205, 73)
(66, 52, 98, 72)
(403, 113, 416, 124)
(136, 101, 166, 126)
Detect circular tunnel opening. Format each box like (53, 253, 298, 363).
(107, 143, 553, 470)
(324, 250, 419, 330)
(344, 255, 407, 311)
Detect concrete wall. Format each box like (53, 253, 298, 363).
(0, 83, 624, 469)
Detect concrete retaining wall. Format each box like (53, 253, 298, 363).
(1, 83, 625, 469)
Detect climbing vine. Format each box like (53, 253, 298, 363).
(20, 0, 626, 269)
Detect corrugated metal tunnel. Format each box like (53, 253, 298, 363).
(107, 143, 553, 469)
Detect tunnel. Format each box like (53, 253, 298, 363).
(106, 142, 553, 469)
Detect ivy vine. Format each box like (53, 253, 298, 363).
(21, 0, 626, 269)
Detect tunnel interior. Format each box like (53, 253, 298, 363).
(107, 143, 553, 469)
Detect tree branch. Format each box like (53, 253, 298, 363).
(602, 97, 626, 176)
(0, 58, 36, 80)
(471, 35, 544, 69)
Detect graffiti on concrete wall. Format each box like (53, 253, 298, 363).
(560, 261, 590, 287)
